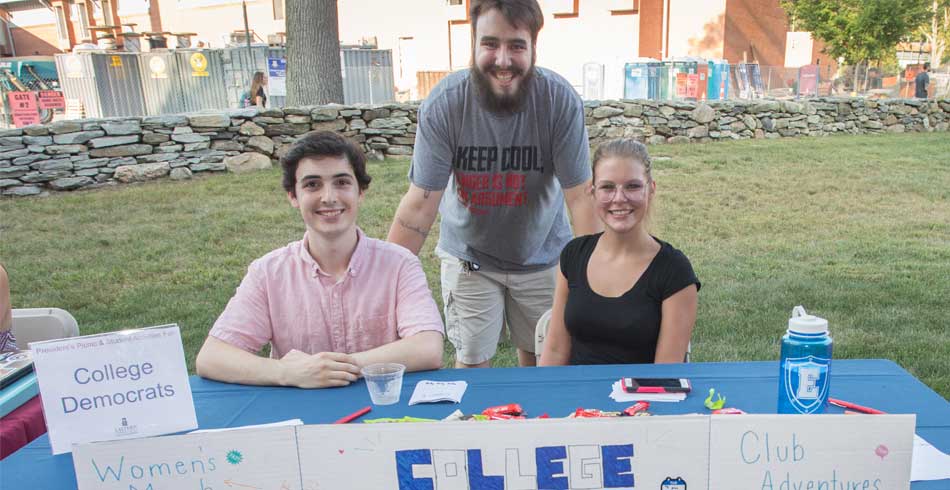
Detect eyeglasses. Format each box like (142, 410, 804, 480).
(593, 182, 646, 202)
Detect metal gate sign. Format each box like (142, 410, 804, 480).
(190, 53, 209, 77)
(7, 91, 40, 127)
(148, 56, 168, 79)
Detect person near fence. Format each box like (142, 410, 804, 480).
(196, 131, 444, 389)
(0, 264, 15, 353)
(539, 139, 700, 366)
(915, 63, 931, 99)
(387, 0, 601, 369)
(244, 71, 268, 108)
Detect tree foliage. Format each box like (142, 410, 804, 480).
(918, 0, 950, 67)
(782, 0, 932, 64)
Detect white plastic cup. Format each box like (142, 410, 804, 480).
(361, 363, 405, 405)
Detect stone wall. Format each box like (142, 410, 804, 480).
(2, 97, 948, 197)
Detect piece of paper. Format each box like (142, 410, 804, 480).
(911, 433, 950, 481)
(190, 419, 303, 434)
(408, 380, 467, 405)
(609, 380, 687, 402)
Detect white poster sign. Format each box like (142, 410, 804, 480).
(31, 325, 197, 454)
(267, 57, 287, 97)
(73, 426, 300, 490)
(710, 415, 915, 490)
(298, 416, 711, 490)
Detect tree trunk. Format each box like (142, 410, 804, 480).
(286, 0, 344, 105)
(853, 63, 860, 94)
(863, 62, 870, 92)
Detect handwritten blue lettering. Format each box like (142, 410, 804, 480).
(395, 449, 434, 490)
(536, 446, 568, 490)
(92, 456, 124, 482)
(601, 444, 634, 488)
(466, 450, 503, 490)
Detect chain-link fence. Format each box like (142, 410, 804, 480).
(726, 63, 950, 100)
(0, 59, 64, 126)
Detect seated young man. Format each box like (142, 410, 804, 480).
(196, 131, 445, 388)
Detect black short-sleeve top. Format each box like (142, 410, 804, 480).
(560, 233, 701, 365)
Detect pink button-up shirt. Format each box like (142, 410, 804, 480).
(210, 229, 444, 358)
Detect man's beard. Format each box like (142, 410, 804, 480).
(471, 61, 535, 114)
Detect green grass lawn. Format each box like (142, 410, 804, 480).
(1, 133, 948, 399)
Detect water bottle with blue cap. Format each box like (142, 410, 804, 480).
(777, 306, 833, 414)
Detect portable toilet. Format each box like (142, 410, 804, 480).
(646, 62, 667, 100)
(707, 59, 730, 100)
(694, 61, 709, 100)
(666, 57, 699, 100)
(623, 58, 656, 100)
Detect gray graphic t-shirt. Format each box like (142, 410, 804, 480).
(410, 67, 591, 272)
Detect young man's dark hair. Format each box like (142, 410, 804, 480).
(470, 0, 544, 44)
(280, 131, 372, 195)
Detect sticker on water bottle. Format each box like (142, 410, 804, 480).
(783, 355, 830, 413)
(661, 476, 687, 490)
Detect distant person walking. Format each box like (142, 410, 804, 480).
(245, 71, 268, 108)
(914, 62, 931, 99)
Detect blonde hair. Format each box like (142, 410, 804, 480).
(592, 138, 653, 183)
(591, 138, 656, 229)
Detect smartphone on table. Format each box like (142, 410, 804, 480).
(621, 377, 691, 394)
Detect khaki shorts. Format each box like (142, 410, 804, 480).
(438, 248, 556, 365)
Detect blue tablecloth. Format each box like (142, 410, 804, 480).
(2, 359, 948, 489)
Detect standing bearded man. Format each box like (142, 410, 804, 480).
(388, 0, 600, 368)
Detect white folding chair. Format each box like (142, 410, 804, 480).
(534, 308, 553, 361)
(11, 308, 80, 347)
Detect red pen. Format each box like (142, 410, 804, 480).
(828, 398, 886, 414)
(334, 406, 372, 424)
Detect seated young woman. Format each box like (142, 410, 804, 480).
(539, 138, 700, 365)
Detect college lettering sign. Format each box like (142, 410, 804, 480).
(31, 325, 197, 454)
(72, 415, 914, 490)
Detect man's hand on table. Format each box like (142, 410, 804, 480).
(278, 350, 362, 389)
